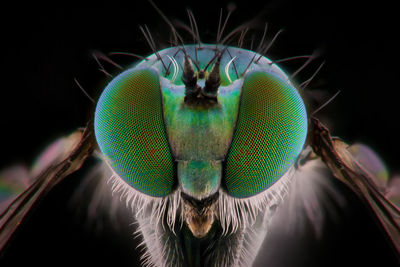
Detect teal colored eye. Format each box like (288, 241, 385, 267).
(94, 68, 175, 197)
(224, 71, 308, 198)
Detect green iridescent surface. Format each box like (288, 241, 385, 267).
(95, 44, 307, 199)
(132, 44, 294, 198)
(178, 160, 222, 197)
(161, 76, 241, 197)
(94, 68, 175, 197)
(224, 71, 308, 198)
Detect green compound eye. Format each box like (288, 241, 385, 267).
(94, 68, 175, 197)
(224, 71, 308, 198)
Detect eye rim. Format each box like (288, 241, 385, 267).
(222, 70, 308, 198)
(94, 67, 176, 197)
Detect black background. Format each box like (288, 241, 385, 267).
(0, 0, 399, 266)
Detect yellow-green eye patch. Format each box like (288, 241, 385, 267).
(94, 68, 175, 197)
(224, 71, 307, 198)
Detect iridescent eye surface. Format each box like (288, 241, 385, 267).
(94, 44, 307, 199)
(224, 71, 308, 198)
(94, 68, 175, 197)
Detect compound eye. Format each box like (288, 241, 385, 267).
(224, 71, 308, 198)
(94, 68, 175, 197)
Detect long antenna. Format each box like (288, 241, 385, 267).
(300, 61, 325, 89)
(147, 0, 188, 55)
(92, 51, 112, 77)
(74, 78, 95, 103)
(255, 29, 284, 63)
(108, 52, 148, 61)
(187, 9, 201, 47)
(255, 23, 268, 54)
(217, 4, 236, 44)
(237, 27, 249, 48)
(290, 50, 320, 79)
(139, 25, 169, 74)
(273, 55, 312, 64)
(203, 48, 226, 72)
(311, 90, 341, 116)
(92, 51, 123, 69)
